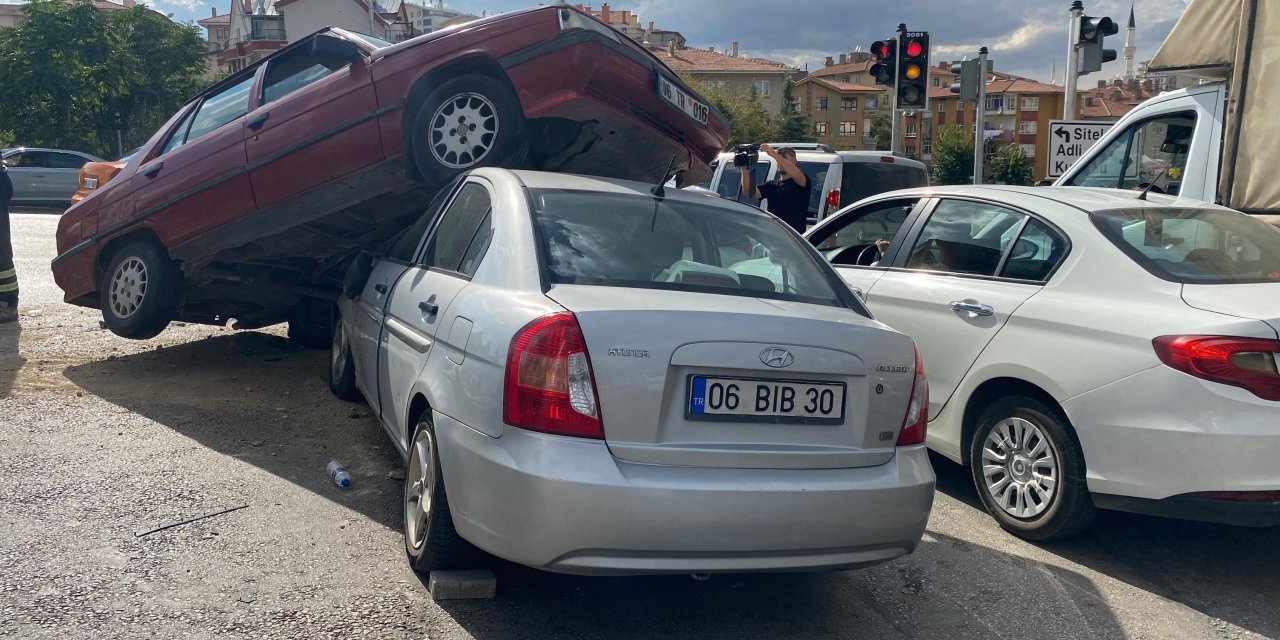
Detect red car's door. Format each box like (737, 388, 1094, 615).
(244, 33, 383, 210)
(131, 75, 257, 249)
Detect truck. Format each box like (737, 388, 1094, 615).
(1054, 0, 1280, 227)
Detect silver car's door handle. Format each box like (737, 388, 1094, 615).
(949, 300, 994, 316)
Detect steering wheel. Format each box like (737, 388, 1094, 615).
(855, 244, 881, 265)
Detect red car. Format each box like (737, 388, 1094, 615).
(52, 7, 728, 341)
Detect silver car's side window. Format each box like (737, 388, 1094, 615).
(905, 199, 1025, 276)
(419, 182, 492, 275)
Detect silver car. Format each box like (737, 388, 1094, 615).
(331, 168, 934, 576)
(1, 147, 103, 204)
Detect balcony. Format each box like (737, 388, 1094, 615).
(248, 16, 286, 42)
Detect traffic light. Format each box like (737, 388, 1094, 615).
(949, 58, 979, 102)
(869, 39, 896, 86)
(1077, 15, 1118, 74)
(895, 31, 929, 110)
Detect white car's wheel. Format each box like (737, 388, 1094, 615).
(970, 395, 1096, 540)
(328, 318, 360, 401)
(404, 413, 477, 573)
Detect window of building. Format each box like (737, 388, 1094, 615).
(865, 97, 878, 111)
(704, 80, 727, 90)
(1020, 143, 1037, 158)
(839, 121, 856, 135)
(815, 97, 828, 111)
(754, 80, 771, 97)
(852, 73, 864, 84)
(905, 144, 917, 158)
(985, 93, 1004, 113)
(1022, 96, 1039, 111)
(905, 123, 917, 137)
(841, 96, 857, 110)
(1018, 121, 1037, 135)
(938, 100, 945, 112)
(922, 142, 932, 156)
(957, 100, 965, 113)
(815, 122, 828, 135)
(932, 77, 941, 88)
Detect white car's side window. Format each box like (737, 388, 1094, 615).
(905, 200, 1025, 276)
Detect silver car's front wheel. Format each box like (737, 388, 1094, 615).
(403, 414, 477, 574)
(970, 395, 1096, 541)
(981, 417, 1058, 518)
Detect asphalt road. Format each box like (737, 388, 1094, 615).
(1, 211, 1277, 640)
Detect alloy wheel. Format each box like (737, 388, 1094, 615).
(331, 323, 347, 381)
(429, 92, 499, 169)
(981, 417, 1059, 519)
(108, 257, 148, 320)
(404, 429, 436, 551)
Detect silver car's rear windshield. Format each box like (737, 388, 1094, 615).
(529, 189, 849, 308)
(1091, 208, 1280, 284)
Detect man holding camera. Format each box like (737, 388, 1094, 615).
(739, 144, 810, 233)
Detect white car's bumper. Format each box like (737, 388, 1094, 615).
(1065, 365, 1280, 526)
(433, 412, 935, 575)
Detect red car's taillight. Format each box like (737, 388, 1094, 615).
(504, 313, 604, 438)
(1152, 335, 1280, 401)
(824, 189, 840, 216)
(897, 344, 929, 446)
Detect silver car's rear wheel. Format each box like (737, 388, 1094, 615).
(969, 395, 1096, 541)
(403, 413, 477, 574)
(981, 417, 1058, 519)
(328, 318, 360, 401)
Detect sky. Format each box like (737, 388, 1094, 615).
(3, 0, 1187, 83)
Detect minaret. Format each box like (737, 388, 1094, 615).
(1124, 3, 1137, 81)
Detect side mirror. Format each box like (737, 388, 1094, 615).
(309, 34, 362, 63)
(342, 251, 375, 299)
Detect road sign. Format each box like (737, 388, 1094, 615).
(1047, 120, 1113, 178)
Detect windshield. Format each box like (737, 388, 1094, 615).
(1091, 208, 1280, 284)
(795, 161, 828, 217)
(530, 189, 851, 308)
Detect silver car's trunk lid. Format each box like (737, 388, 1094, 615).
(546, 285, 917, 469)
(1182, 284, 1280, 337)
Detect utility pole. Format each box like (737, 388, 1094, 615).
(1064, 0, 1083, 119)
(891, 22, 906, 155)
(974, 47, 988, 185)
(367, 0, 378, 38)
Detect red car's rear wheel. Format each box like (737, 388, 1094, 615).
(99, 240, 181, 340)
(410, 75, 527, 187)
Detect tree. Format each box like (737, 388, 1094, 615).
(931, 125, 974, 185)
(869, 109, 892, 152)
(0, 0, 205, 158)
(773, 78, 814, 143)
(989, 143, 1034, 185)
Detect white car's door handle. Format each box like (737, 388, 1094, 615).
(949, 300, 994, 316)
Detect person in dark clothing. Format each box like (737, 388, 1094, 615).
(0, 159, 15, 323)
(738, 144, 811, 233)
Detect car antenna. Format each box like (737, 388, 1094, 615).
(1136, 163, 1172, 201)
(650, 154, 678, 231)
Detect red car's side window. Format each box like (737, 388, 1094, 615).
(261, 50, 353, 105)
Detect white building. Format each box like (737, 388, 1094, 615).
(400, 0, 463, 36)
(275, 0, 401, 44)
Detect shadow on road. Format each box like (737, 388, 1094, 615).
(63, 330, 404, 530)
(0, 317, 22, 398)
(933, 450, 1280, 639)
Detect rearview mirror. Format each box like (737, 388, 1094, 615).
(342, 251, 375, 299)
(310, 34, 362, 63)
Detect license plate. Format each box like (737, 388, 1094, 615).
(687, 376, 846, 424)
(657, 75, 710, 125)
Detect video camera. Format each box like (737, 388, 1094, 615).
(733, 143, 761, 167)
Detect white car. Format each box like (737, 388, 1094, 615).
(805, 185, 1280, 539)
(330, 168, 934, 576)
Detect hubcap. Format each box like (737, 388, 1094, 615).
(429, 92, 499, 169)
(404, 429, 436, 551)
(108, 257, 148, 320)
(331, 323, 347, 380)
(981, 417, 1059, 519)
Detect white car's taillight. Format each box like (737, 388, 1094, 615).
(1153, 335, 1280, 401)
(897, 344, 928, 446)
(504, 312, 604, 438)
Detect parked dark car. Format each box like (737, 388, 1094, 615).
(51, 7, 728, 341)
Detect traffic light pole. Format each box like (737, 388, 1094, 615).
(891, 23, 906, 155)
(973, 47, 987, 185)
(1064, 0, 1084, 119)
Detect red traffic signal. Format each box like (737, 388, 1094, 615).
(905, 39, 923, 58)
(895, 31, 930, 110)
(869, 39, 897, 86)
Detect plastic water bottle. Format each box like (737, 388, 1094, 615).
(327, 460, 351, 488)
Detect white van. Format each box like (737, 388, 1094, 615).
(703, 147, 930, 227)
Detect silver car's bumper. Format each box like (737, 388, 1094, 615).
(433, 412, 935, 576)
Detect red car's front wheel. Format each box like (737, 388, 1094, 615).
(410, 75, 527, 187)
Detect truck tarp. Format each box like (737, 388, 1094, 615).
(1151, 0, 1280, 215)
